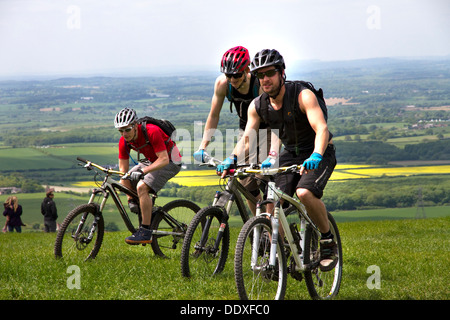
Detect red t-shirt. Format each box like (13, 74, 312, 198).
(118, 124, 181, 163)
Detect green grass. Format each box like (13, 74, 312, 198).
(1, 217, 448, 300)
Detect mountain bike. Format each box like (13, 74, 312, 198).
(180, 156, 261, 278)
(54, 157, 200, 262)
(234, 165, 342, 300)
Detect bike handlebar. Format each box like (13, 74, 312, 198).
(199, 156, 301, 177)
(77, 157, 124, 176)
(241, 164, 301, 176)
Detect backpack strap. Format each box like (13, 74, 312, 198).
(227, 76, 260, 114)
(226, 82, 234, 113)
(253, 77, 260, 97)
(127, 121, 174, 162)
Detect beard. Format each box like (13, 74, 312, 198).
(261, 75, 283, 98)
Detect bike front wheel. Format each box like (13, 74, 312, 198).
(180, 206, 230, 278)
(150, 199, 200, 258)
(54, 203, 104, 263)
(304, 212, 342, 299)
(234, 216, 287, 300)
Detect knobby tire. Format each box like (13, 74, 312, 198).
(54, 203, 104, 262)
(180, 206, 230, 278)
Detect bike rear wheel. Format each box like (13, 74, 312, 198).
(54, 203, 104, 263)
(304, 212, 342, 299)
(234, 216, 287, 300)
(180, 206, 230, 278)
(150, 199, 200, 258)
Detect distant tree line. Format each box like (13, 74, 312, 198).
(0, 173, 44, 193)
(335, 139, 450, 164)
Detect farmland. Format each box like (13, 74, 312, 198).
(0, 58, 449, 303)
(0, 57, 449, 221)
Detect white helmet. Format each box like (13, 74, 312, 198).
(114, 108, 137, 128)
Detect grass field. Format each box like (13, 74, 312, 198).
(0, 216, 448, 301)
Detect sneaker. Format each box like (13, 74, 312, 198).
(128, 200, 139, 214)
(319, 239, 338, 272)
(125, 227, 153, 245)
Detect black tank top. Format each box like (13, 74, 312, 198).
(255, 81, 332, 154)
(227, 74, 268, 130)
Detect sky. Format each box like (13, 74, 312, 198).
(0, 0, 449, 77)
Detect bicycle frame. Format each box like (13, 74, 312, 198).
(87, 174, 139, 234)
(211, 175, 256, 223)
(196, 158, 258, 256)
(83, 161, 187, 241)
(247, 167, 320, 272)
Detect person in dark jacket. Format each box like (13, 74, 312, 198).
(3, 196, 24, 233)
(41, 190, 58, 232)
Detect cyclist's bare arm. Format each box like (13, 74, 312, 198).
(119, 158, 130, 179)
(143, 150, 170, 173)
(298, 89, 330, 174)
(199, 75, 227, 150)
(119, 150, 169, 176)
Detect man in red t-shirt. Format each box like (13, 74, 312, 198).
(115, 108, 182, 244)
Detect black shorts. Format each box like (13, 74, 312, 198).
(275, 144, 336, 199)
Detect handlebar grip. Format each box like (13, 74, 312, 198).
(77, 157, 88, 163)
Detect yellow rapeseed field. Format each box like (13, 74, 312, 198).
(344, 165, 450, 177)
(72, 164, 450, 188)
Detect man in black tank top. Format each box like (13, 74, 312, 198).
(194, 46, 270, 214)
(217, 49, 338, 272)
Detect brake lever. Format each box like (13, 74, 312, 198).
(83, 161, 93, 171)
(288, 164, 301, 173)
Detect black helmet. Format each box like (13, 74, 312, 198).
(250, 49, 285, 73)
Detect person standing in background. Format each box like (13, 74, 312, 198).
(3, 196, 24, 233)
(41, 189, 58, 232)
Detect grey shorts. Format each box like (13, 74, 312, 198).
(129, 160, 181, 193)
(237, 128, 271, 195)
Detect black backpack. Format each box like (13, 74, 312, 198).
(258, 80, 328, 123)
(257, 80, 329, 155)
(126, 116, 177, 161)
(137, 116, 177, 142)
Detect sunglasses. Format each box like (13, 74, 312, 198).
(225, 73, 243, 79)
(255, 69, 279, 79)
(118, 127, 133, 133)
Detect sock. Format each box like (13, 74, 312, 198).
(141, 225, 150, 230)
(321, 231, 333, 240)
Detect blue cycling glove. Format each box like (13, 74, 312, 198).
(217, 155, 237, 173)
(261, 151, 278, 169)
(193, 149, 209, 163)
(302, 152, 323, 170)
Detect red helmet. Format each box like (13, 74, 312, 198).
(220, 46, 250, 74)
